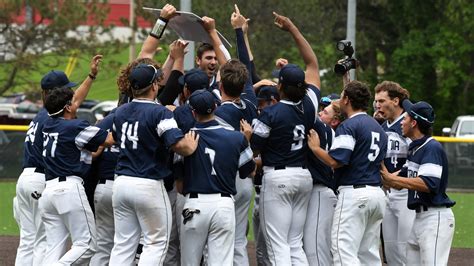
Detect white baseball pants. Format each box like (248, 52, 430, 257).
(234, 177, 253, 266)
(382, 189, 415, 265)
(331, 185, 387, 266)
(304, 184, 337, 266)
(14, 168, 46, 266)
(260, 166, 313, 266)
(407, 207, 454, 265)
(90, 180, 114, 266)
(110, 176, 172, 266)
(180, 193, 235, 266)
(39, 176, 97, 265)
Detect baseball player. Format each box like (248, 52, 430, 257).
(14, 56, 101, 266)
(221, 9, 260, 264)
(318, 99, 344, 130)
(109, 63, 198, 265)
(308, 80, 388, 265)
(89, 109, 119, 266)
(374, 81, 414, 265)
(304, 117, 336, 266)
(381, 100, 456, 265)
(179, 89, 255, 265)
(252, 84, 279, 266)
(251, 63, 316, 265)
(39, 86, 114, 265)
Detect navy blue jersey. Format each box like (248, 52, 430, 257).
(174, 103, 195, 134)
(182, 120, 254, 195)
(214, 98, 258, 131)
(95, 109, 119, 180)
(306, 84, 321, 114)
(251, 96, 316, 167)
(23, 108, 49, 170)
(329, 113, 388, 187)
(382, 113, 410, 173)
(113, 99, 184, 180)
(307, 119, 335, 189)
(402, 136, 455, 209)
(209, 77, 222, 104)
(42, 118, 107, 180)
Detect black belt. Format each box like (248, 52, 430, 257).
(34, 167, 45, 174)
(353, 184, 366, 189)
(414, 205, 448, 213)
(188, 192, 231, 198)
(274, 165, 307, 170)
(98, 178, 114, 184)
(46, 173, 66, 182)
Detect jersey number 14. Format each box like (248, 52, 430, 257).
(121, 121, 139, 150)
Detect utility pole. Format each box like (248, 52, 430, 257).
(180, 0, 195, 71)
(347, 0, 357, 80)
(129, 0, 136, 62)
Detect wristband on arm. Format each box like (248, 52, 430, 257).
(149, 17, 168, 39)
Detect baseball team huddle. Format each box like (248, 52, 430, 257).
(13, 3, 456, 266)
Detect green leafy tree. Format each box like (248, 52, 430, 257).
(0, 0, 123, 95)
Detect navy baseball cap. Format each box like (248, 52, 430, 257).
(278, 64, 306, 88)
(402, 99, 435, 125)
(189, 89, 216, 115)
(41, 70, 77, 90)
(320, 93, 340, 107)
(178, 68, 209, 93)
(129, 64, 161, 90)
(257, 86, 280, 101)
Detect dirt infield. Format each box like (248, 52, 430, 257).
(1, 236, 471, 265)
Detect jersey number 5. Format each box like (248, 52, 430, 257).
(368, 131, 381, 161)
(120, 121, 139, 150)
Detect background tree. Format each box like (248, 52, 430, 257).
(0, 0, 123, 95)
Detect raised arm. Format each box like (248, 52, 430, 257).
(273, 12, 320, 89)
(201, 16, 230, 66)
(138, 4, 177, 59)
(72, 54, 102, 109)
(158, 40, 188, 105)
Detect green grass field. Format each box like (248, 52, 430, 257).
(0, 181, 472, 248)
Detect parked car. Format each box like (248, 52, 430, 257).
(442, 115, 474, 138)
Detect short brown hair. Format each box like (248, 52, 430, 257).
(197, 43, 214, 59)
(117, 58, 162, 98)
(343, 81, 371, 111)
(220, 59, 249, 97)
(374, 81, 410, 107)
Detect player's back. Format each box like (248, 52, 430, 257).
(42, 118, 106, 179)
(307, 119, 335, 189)
(214, 98, 257, 131)
(252, 96, 315, 167)
(330, 113, 388, 187)
(183, 120, 253, 195)
(113, 99, 183, 180)
(23, 108, 49, 170)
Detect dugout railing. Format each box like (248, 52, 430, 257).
(1, 125, 474, 189)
